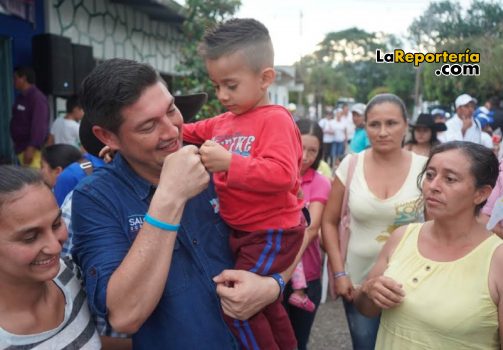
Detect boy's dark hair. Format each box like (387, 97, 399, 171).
(14, 66, 36, 84)
(0, 165, 45, 211)
(79, 58, 162, 133)
(296, 119, 324, 170)
(198, 18, 274, 71)
(66, 95, 81, 113)
(41, 144, 83, 170)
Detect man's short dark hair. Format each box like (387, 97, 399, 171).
(14, 66, 35, 84)
(198, 18, 274, 72)
(66, 95, 81, 113)
(79, 58, 161, 133)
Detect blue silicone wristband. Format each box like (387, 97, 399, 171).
(144, 213, 180, 232)
(271, 273, 286, 297)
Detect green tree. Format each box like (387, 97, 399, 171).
(315, 27, 383, 63)
(409, 0, 503, 104)
(173, 0, 241, 119)
(301, 28, 415, 109)
(461, 0, 503, 39)
(409, 1, 463, 50)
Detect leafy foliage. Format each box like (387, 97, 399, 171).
(173, 0, 241, 119)
(315, 27, 383, 63)
(297, 0, 503, 115)
(298, 28, 415, 111)
(174, 0, 503, 118)
(410, 0, 503, 104)
(408, 1, 463, 50)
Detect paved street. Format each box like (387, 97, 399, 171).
(308, 298, 352, 350)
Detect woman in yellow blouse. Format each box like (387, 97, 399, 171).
(355, 141, 503, 349)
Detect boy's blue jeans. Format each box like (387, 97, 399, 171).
(342, 299, 380, 350)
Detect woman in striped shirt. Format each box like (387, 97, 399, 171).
(0, 165, 100, 349)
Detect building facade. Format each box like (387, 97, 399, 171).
(0, 0, 186, 162)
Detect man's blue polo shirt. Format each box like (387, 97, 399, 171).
(72, 153, 237, 349)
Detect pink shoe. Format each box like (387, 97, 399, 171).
(288, 293, 316, 312)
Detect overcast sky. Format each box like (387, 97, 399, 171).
(237, 0, 473, 65)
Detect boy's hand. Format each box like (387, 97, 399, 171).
(200, 140, 232, 172)
(98, 145, 115, 163)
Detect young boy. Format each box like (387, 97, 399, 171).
(183, 18, 304, 350)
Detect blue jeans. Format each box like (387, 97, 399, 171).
(283, 279, 322, 350)
(332, 141, 345, 159)
(342, 299, 380, 350)
(323, 142, 334, 166)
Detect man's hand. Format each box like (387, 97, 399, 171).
(157, 145, 209, 203)
(199, 140, 232, 173)
(213, 270, 279, 320)
(23, 146, 36, 166)
(461, 113, 473, 135)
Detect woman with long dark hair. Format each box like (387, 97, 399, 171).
(283, 119, 331, 350)
(322, 94, 427, 349)
(405, 113, 446, 156)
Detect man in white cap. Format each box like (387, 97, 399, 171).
(348, 103, 370, 153)
(444, 93, 486, 145)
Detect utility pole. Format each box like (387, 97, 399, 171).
(297, 10, 304, 117)
(413, 64, 423, 120)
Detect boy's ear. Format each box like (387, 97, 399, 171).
(92, 125, 120, 151)
(260, 67, 276, 89)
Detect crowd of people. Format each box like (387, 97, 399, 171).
(4, 16, 503, 350)
(317, 93, 503, 175)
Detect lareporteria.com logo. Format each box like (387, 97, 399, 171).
(376, 49, 480, 76)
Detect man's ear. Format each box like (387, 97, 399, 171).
(260, 67, 276, 90)
(92, 125, 120, 151)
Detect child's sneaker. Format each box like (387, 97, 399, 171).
(288, 293, 316, 312)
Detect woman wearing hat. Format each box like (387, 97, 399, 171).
(406, 113, 446, 156)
